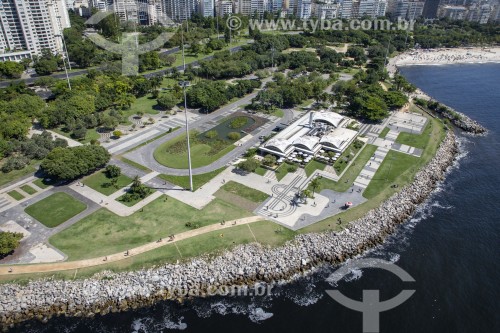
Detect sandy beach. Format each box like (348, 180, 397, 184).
(388, 47, 500, 76)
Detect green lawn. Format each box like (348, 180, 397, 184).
(0, 160, 38, 187)
(159, 167, 226, 191)
(33, 178, 57, 189)
(1, 220, 294, 283)
(115, 156, 151, 172)
(20, 185, 37, 195)
(82, 171, 132, 196)
(304, 160, 327, 177)
(379, 127, 390, 138)
(275, 162, 297, 181)
(307, 145, 378, 193)
(49, 195, 252, 260)
(221, 181, 269, 203)
(25, 192, 87, 228)
(395, 122, 431, 149)
(52, 127, 99, 144)
(363, 151, 420, 199)
(255, 165, 268, 176)
(333, 140, 364, 174)
(271, 109, 284, 118)
(7, 190, 24, 201)
(153, 132, 235, 169)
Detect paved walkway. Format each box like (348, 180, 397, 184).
(0, 216, 264, 275)
(68, 172, 164, 217)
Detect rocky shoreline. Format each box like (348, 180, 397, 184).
(0, 127, 459, 329)
(411, 89, 487, 135)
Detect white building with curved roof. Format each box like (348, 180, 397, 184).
(260, 110, 359, 157)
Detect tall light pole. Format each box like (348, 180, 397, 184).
(179, 80, 193, 191)
(55, 34, 71, 90)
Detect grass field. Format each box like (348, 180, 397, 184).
(333, 140, 364, 174)
(158, 167, 226, 191)
(52, 127, 99, 144)
(49, 195, 252, 260)
(33, 178, 56, 189)
(379, 127, 390, 138)
(20, 185, 37, 195)
(255, 166, 268, 176)
(304, 160, 327, 177)
(7, 190, 24, 201)
(153, 132, 235, 169)
(220, 181, 269, 203)
(1, 221, 295, 284)
(25, 192, 87, 228)
(395, 122, 431, 149)
(82, 171, 132, 196)
(307, 145, 378, 193)
(275, 162, 297, 181)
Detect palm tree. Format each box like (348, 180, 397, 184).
(132, 175, 141, 189)
(310, 177, 321, 197)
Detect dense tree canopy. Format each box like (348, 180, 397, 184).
(41, 145, 110, 180)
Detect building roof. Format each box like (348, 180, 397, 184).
(313, 111, 344, 128)
(320, 128, 358, 150)
(292, 135, 320, 151)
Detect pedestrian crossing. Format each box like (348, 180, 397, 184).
(156, 118, 186, 131)
(0, 195, 11, 210)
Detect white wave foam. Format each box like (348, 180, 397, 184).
(131, 315, 187, 332)
(248, 307, 274, 323)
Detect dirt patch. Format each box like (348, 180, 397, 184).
(214, 189, 260, 212)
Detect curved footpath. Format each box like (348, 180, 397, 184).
(0, 126, 460, 328)
(0, 216, 263, 275)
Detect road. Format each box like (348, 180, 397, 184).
(0, 44, 248, 88)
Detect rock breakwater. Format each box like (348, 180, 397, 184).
(0, 130, 459, 329)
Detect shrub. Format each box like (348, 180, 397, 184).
(72, 126, 88, 140)
(262, 154, 276, 167)
(229, 116, 249, 129)
(105, 165, 121, 178)
(353, 140, 363, 149)
(204, 130, 218, 139)
(227, 132, 241, 140)
(113, 130, 122, 138)
(287, 163, 298, 172)
(237, 158, 259, 172)
(0, 232, 23, 256)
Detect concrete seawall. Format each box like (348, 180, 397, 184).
(0, 128, 459, 329)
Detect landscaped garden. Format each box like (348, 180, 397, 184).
(333, 139, 365, 174)
(25, 192, 87, 228)
(82, 170, 132, 196)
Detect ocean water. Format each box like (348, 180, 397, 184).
(11, 64, 500, 333)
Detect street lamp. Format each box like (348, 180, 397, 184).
(179, 80, 193, 192)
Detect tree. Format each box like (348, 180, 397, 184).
(105, 165, 121, 178)
(310, 177, 321, 196)
(121, 175, 151, 202)
(157, 93, 177, 110)
(262, 154, 277, 167)
(0, 61, 24, 78)
(0, 232, 23, 256)
(237, 158, 259, 173)
(41, 145, 110, 180)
